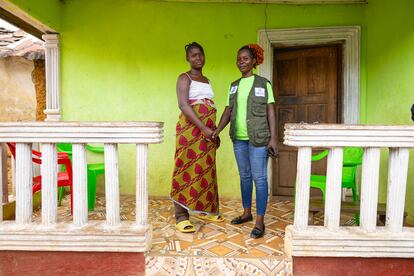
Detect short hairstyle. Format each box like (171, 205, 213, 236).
(185, 42, 204, 57)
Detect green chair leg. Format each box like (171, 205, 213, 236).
(58, 171, 98, 211)
(87, 170, 97, 211)
(58, 186, 65, 206)
(351, 187, 358, 203)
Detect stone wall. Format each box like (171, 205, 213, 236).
(0, 56, 38, 197)
(0, 56, 36, 122)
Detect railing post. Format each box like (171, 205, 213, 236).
(324, 147, 343, 230)
(386, 148, 410, 232)
(136, 144, 148, 226)
(73, 143, 88, 226)
(0, 143, 7, 221)
(41, 143, 58, 225)
(104, 143, 120, 226)
(12, 157, 16, 197)
(360, 147, 381, 232)
(15, 143, 33, 224)
(294, 147, 312, 231)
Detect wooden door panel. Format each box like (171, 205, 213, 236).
(272, 45, 341, 197)
(307, 104, 327, 123)
(277, 58, 299, 96)
(276, 106, 297, 144)
(306, 56, 328, 94)
(275, 151, 297, 194)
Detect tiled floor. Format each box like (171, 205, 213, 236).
(33, 194, 357, 275)
(147, 198, 294, 258)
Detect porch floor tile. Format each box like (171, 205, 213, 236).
(33, 194, 360, 275)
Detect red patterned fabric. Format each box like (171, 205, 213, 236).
(170, 100, 219, 214)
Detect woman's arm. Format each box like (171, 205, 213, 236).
(213, 106, 231, 139)
(176, 74, 213, 140)
(267, 103, 278, 157)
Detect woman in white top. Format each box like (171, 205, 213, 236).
(171, 42, 223, 233)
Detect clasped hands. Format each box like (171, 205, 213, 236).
(201, 127, 220, 148)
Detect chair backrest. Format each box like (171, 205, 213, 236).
(343, 147, 363, 166)
(7, 143, 73, 181)
(57, 143, 73, 155)
(7, 143, 42, 164)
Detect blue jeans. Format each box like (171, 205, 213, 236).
(233, 140, 268, 216)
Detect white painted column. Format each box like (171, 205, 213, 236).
(104, 143, 120, 226)
(136, 144, 148, 226)
(324, 147, 343, 230)
(42, 34, 61, 122)
(0, 143, 7, 221)
(360, 147, 381, 232)
(386, 148, 410, 232)
(41, 143, 57, 225)
(294, 147, 312, 231)
(72, 144, 88, 226)
(15, 143, 33, 224)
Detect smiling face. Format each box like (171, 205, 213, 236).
(237, 48, 256, 76)
(186, 47, 205, 70)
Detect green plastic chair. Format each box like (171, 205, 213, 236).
(57, 143, 105, 211)
(310, 147, 363, 203)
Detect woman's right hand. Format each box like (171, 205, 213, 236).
(211, 129, 220, 140)
(201, 126, 214, 141)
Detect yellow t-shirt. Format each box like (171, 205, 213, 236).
(226, 76, 275, 140)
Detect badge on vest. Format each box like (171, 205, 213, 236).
(230, 86, 238, 94)
(255, 87, 265, 97)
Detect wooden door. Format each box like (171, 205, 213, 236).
(272, 45, 342, 197)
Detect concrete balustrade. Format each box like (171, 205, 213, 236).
(284, 123, 414, 258)
(0, 121, 163, 252)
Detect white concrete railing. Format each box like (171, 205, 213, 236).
(284, 123, 413, 258)
(0, 122, 163, 252)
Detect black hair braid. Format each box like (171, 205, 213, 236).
(185, 42, 204, 57)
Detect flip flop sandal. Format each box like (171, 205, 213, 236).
(193, 214, 225, 222)
(175, 219, 196, 233)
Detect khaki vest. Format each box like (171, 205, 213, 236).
(228, 75, 271, 147)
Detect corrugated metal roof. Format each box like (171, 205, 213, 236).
(0, 27, 44, 59)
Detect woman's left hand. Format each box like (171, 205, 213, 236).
(215, 136, 221, 149)
(267, 137, 278, 158)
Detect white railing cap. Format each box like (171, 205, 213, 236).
(0, 121, 164, 144)
(284, 123, 414, 147)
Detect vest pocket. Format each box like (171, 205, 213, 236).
(254, 127, 270, 145)
(252, 102, 267, 117)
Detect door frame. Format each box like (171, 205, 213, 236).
(258, 26, 361, 197)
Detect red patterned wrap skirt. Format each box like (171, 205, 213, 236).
(170, 98, 219, 215)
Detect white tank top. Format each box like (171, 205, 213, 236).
(186, 73, 214, 100)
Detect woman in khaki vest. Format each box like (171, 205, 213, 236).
(214, 44, 277, 238)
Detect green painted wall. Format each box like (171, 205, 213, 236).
(56, 0, 366, 198)
(365, 0, 414, 223)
